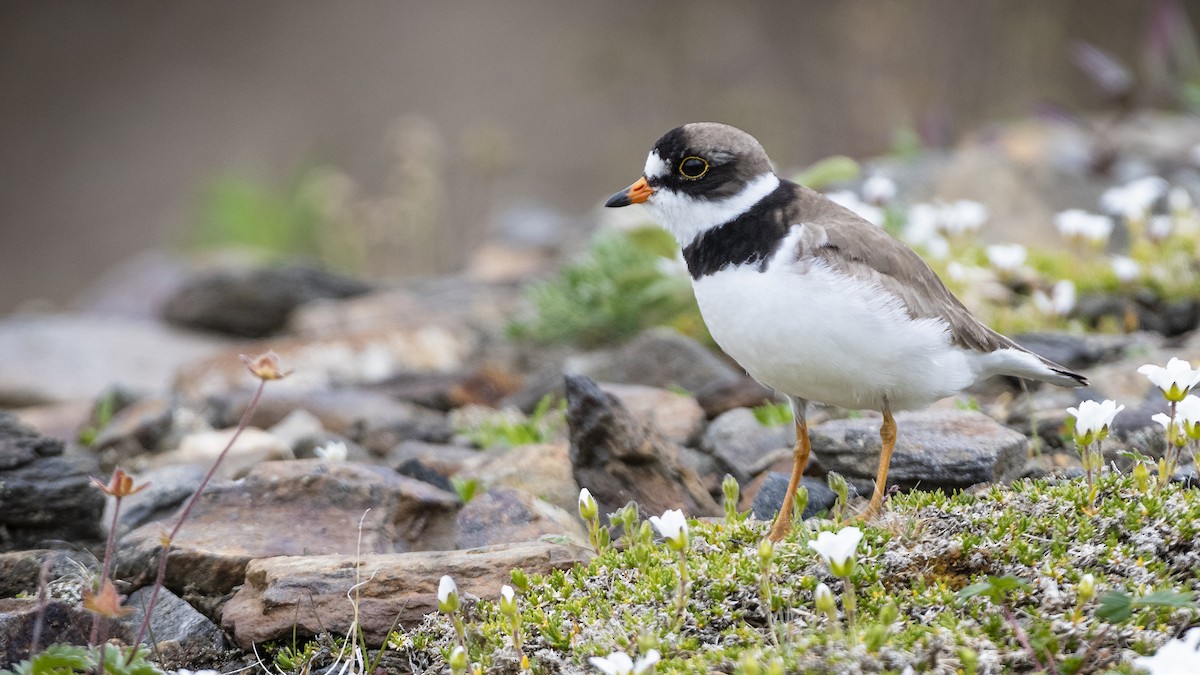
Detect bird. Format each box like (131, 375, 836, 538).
(604, 122, 1087, 542)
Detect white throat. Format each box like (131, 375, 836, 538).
(646, 170, 780, 246)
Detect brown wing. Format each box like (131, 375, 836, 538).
(785, 186, 1016, 354)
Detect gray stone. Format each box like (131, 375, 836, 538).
(565, 375, 720, 519)
(0, 549, 97, 598)
(455, 487, 587, 548)
(0, 413, 105, 551)
(162, 263, 371, 338)
(598, 382, 706, 447)
(0, 314, 227, 406)
(459, 441, 578, 513)
(389, 441, 480, 492)
(701, 408, 795, 482)
(116, 460, 460, 596)
(695, 376, 778, 419)
(749, 474, 843, 521)
(565, 328, 742, 394)
(103, 464, 206, 537)
(812, 410, 1030, 492)
(0, 598, 93, 666)
(221, 540, 592, 648)
(121, 586, 228, 661)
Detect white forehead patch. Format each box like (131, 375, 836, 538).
(643, 151, 670, 179)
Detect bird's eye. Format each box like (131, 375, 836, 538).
(679, 156, 709, 179)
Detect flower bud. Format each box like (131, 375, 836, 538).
(814, 582, 837, 615)
(449, 645, 468, 674)
(757, 538, 775, 566)
(499, 584, 518, 617)
(579, 487, 598, 522)
(1078, 574, 1096, 604)
(437, 575, 459, 614)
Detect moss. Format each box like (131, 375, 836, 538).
(383, 473, 1199, 673)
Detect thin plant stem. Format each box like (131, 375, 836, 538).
(1001, 601, 1056, 675)
(90, 494, 124, 646)
(127, 378, 267, 663)
(674, 549, 689, 630)
(843, 576, 857, 643)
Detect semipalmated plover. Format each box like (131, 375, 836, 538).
(605, 122, 1087, 542)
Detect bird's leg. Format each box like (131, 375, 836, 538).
(863, 403, 897, 519)
(767, 398, 810, 542)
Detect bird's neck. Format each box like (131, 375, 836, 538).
(648, 172, 781, 248)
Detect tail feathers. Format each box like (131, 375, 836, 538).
(980, 348, 1088, 388)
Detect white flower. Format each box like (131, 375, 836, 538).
(1100, 176, 1167, 221)
(1055, 209, 1114, 245)
(1111, 256, 1140, 283)
(827, 190, 884, 227)
(589, 650, 661, 675)
(1066, 399, 1124, 446)
(1033, 280, 1076, 317)
(862, 174, 897, 204)
(649, 509, 689, 550)
(314, 440, 348, 461)
(1132, 627, 1200, 675)
(808, 526, 863, 577)
(1148, 214, 1174, 241)
(1177, 395, 1200, 439)
(1138, 357, 1200, 402)
(940, 199, 988, 235)
(985, 243, 1027, 272)
(578, 487, 598, 521)
(437, 575, 459, 613)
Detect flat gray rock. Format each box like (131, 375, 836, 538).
(0, 314, 226, 406)
(121, 586, 228, 662)
(221, 540, 592, 648)
(116, 459, 460, 596)
(565, 328, 742, 395)
(812, 410, 1029, 492)
(701, 407, 794, 482)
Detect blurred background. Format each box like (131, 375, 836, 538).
(2, 0, 1197, 314)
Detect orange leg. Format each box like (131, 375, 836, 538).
(767, 400, 811, 542)
(862, 404, 896, 519)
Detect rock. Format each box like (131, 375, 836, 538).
(1012, 332, 1143, 371)
(173, 324, 477, 403)
(0, 549, 97, 598)
(695, 376, 778, 419)
(459, 442, 578, 513)
(598, 383, 706, 447)
(209, 388, 452, 454)
(116, 460, 460, 596)
(370, 364, 524, 411)
(456, 488, 587, 548)
(678, 445, 725, 497)
(10, 400, 94, 448)
(0, 314, 227, 406)
(812, 410, 1029, 492)
(144, 428, 292, 479)
(747, 474, 844, 521)
(1077, 292, 1200, 339)
(565, 328, 742, 394)
(0, 598, 93, 666)
(71, 250, 195, 319)
(92, 396, 210, 472)
(103, 465, 206, 537)
(701, 408, 795, 482)
(389, 441, 481, 492)
(265, 408, 327, 452)
(565, 375, 721, 519)
(162, 263, 371, 338)
(120, 586, 229, 664)
(221, 540, 592, 648)
(0, 413, 105, 551)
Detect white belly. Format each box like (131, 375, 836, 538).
(692, 259, 978, 411)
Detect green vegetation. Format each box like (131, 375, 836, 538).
(381, 472, 1198, 673)
(752, 400, 793, 427)
(510, 228, 705, 347)
(1, 644, 159, 675)
(459, 394, 566, 450)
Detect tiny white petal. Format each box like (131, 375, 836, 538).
(501, 585, 515, 602)
(1111, 256, 1140, 283)
(862, 174, 897, 203)
(590, 652, 635, 675)
(985, 243, 1027, 272)
(633, 650, 661, 674)
(314, 440, 348, 462)
(437, 575, 457, 603)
